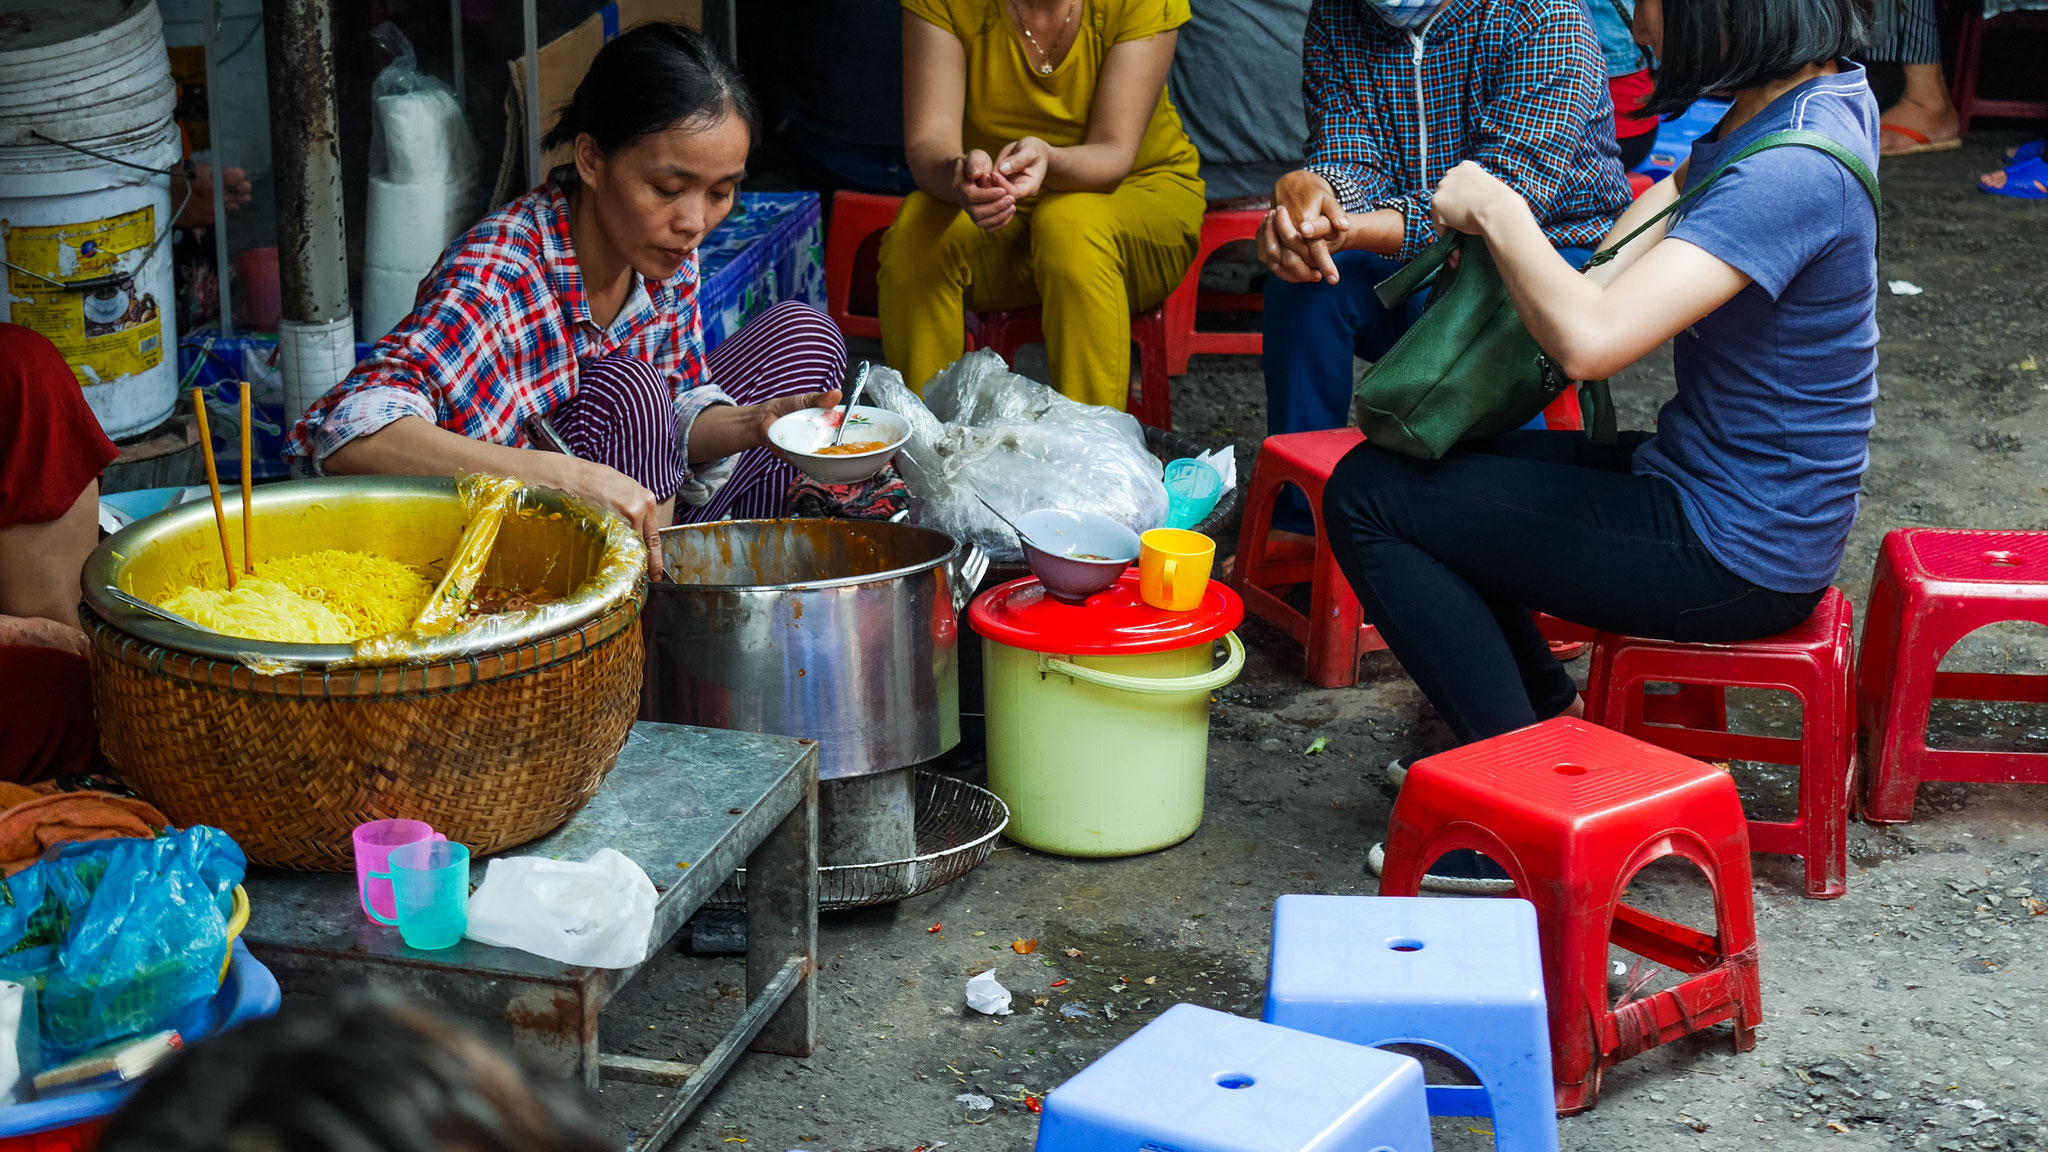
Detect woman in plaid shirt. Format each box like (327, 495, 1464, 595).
(289, 25, 846, 564)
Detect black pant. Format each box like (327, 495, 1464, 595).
(1321, 431, 1825, 744)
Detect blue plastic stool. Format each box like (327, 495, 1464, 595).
(1263, 895, 1556, 1152)
(1036, 1003, 1432, 1152)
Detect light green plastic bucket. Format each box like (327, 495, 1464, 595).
(983, 632, 1244, 856)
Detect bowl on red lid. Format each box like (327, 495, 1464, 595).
(1015, 509, 1140, 602)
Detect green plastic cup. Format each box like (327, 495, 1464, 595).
(388, 839, 470, 951)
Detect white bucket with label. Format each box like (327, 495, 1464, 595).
(0, 0, 183, 440)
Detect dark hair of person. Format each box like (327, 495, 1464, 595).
(97, 995, 612, 1152)
(540, 21, 759, 155)
(1643, 0, 1873, 116)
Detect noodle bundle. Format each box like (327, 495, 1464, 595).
(159, 550, 435, 644)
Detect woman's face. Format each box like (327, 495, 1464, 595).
(1632, 0, 1664, 59)
(576, 112, 750, 282)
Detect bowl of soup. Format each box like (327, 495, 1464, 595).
(767, 404, 913, 484)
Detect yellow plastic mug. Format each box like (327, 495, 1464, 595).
(1140, 528, 1215, 611)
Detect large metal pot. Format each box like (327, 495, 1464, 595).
(645, 519, 986, 779)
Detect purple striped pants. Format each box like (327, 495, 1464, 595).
(549, 301, 848, 523)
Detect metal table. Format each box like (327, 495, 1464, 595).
(243, 722, 818, 1149)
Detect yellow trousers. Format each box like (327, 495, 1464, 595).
(878, 174, 1203, 410)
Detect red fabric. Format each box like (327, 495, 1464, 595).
(0, 647, 100, 785)
(1609, 69, 1659, 139)
(0, 323, 118, 529)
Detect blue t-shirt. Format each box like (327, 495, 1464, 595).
(1630, 64, 1879, 594)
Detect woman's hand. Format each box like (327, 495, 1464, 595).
(555, 457, 668, 574)
(993, 137, 1052, 201)
(1259, 170, 1350, 283)
(950, 150, 1016, 230)
(747, 389, 844, 448)
(1431, 161, 1518, 237)
(0, 614, 89, 657)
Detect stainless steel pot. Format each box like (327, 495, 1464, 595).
(644, 519, 987, 780)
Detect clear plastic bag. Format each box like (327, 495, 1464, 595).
(368, 23, 479, 187)
(865, 351, 1169, 564)
(0, 828, 246, 1065)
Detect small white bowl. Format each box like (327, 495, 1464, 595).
(767, 405, 912, 484)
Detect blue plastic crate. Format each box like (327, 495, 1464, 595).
(176, 331, 376, 479)
(1636, 98, 1734, 181)
(698, 192, 824, 352)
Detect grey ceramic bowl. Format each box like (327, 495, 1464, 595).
(1015, 509, 1141, 602)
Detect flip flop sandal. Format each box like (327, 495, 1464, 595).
(1878, 123, 1963, 156)
(2006, 139, 2045, 166)
(1980, 154, 2048, 200)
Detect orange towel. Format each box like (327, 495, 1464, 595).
(0, 791, 172, 877)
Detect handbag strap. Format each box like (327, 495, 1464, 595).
(1584, 127, 1881, 270)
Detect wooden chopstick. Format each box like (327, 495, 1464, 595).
(239, 381, 254, 575)
(190, 387, 238, 590)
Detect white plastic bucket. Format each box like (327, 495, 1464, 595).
(0, 0, 183, 440)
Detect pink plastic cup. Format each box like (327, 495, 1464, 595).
(353, 819, 445, 923)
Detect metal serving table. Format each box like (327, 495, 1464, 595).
(242, 722, 819, 1149)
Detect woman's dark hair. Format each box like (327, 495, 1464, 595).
(1644, 0, 1873, 116)
(541, 21, 759, 154)
(97, 995, 611, 1152)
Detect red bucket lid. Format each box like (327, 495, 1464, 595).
(968, 571, 1243, 656)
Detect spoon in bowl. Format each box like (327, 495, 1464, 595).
(976, 496, 1044, 550)
(106, 587, 216, 633)
(829, 360, 875, 447)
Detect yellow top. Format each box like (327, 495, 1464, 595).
(902, 0, 1202, 187)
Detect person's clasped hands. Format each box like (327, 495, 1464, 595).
(951, 136, 1053, 231)
(1258, 169, 1354, 285)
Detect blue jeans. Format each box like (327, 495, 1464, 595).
(1262, 244, 1593, 530)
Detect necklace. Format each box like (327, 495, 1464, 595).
(1009, 0, 1077, 75)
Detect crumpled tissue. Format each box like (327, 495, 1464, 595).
(965, 968, 1013, 1015)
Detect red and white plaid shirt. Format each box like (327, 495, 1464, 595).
(288, 177, 738, 501)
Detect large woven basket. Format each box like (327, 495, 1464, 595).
(84, 597, 643, 870)
(79, 475, 648, 871)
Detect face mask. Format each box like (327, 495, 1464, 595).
(1363, 0, 1451, 31)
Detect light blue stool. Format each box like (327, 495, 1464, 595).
(1263, 895, 1557, 1152)
(1036, 1003, 1433, 1152)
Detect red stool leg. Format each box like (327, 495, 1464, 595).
(1304, 527, 1366, 688)
(1860, 540, 1927, 822)
(1131, 310, 1172, 430)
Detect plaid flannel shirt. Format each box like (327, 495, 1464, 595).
(287, 178, 740, 506)
(1302, 0, 1633, 261)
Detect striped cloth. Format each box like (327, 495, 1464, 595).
(1301, 0, 1633, 261)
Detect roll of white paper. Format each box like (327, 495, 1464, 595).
(360, 265, 428, 344)
(364, 175, 468, 272)
(278, 314, 358, 432)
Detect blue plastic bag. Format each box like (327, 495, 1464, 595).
(0, 827, 247, 1064)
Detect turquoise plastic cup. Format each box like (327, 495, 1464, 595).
(1163, 458, 1225, 530)
(386, 839, 470, 950)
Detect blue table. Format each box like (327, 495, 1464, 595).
(242, 722, 819, 1150)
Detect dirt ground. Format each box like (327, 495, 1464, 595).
(597, 134, 2048, 1152)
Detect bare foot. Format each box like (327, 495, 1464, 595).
(1878, 100, 1961, 155)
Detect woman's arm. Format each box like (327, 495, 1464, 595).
(1431, 161, 1748, 382)
(902, 12, 1017, 229)
(995, 32, 1180, 197)
(1579, 159, 1693, 287)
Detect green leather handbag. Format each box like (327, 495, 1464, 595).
(1351, 128, 1880, 460)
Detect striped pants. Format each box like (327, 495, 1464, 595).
(550, 301, 848, 523)
(1869, 0, 1940, 64)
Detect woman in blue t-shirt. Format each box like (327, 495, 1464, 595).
(1318, 0, 1878, 882)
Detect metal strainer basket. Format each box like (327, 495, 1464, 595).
(707, 771, 1009, 911)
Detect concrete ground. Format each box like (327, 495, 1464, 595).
(598, 136, 2048, 1151)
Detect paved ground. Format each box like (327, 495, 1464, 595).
(599, 135, 2048, 1151)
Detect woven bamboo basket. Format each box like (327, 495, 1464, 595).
(79, 476, 647, 870)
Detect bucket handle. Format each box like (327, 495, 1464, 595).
(1038, 632, 1245, 696)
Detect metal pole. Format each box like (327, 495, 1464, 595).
(523, 0, 542, 187)
(202, 0, 235, 335)
(449, 0, 466, 111)
(262, 0, 349, 324)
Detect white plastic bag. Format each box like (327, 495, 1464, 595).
(464, 848, 657, 969)
(866, 351, 1169, 564)
(965, 968, 1013, 1015)
(362, 23, 480, 341)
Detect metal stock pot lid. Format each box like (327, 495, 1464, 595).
(967, 572, 1242, 656)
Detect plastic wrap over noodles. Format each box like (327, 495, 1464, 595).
(866, 351, 1169, 565)
(341, 475, 647, 667)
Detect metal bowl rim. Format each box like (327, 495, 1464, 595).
(652, 517, 965, 594)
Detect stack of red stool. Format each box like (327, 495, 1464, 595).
(1233, 409, 1593, 688)
(1858, 528, 2048, 822)
(1379, 717, 1761, 1114)
(1582, 588, 1856, 899)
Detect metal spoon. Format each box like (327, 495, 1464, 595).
(106, 587, 216, 633)
(975, 496, 1044, 551)
(829, 360, 875, 447)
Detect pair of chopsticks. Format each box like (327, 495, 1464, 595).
(191, 383, 255, 588)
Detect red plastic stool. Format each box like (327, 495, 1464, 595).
(1379, 718, 1762, 1114)
(823, 190, 904, 341)
(1858, 528, 2048, 823)
(974, 305, 1174, 430)
(1949, 10, 2048, 131)
(1163, 209, 1264, 375)
(1234, 410, 1594, 688)
(1582, 588, 1855, 899)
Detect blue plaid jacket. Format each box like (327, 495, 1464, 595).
(1303, 0, 1633, 261)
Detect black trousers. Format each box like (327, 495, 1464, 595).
(1321, 431, 1825, 744)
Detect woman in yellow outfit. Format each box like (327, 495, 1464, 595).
(884, 0, 1205, 410)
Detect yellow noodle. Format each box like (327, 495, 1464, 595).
(159, 550, 434, 644)
(161, 580, 353, 644)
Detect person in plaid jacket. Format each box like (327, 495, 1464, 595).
(1257, 0, 1633, 498)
